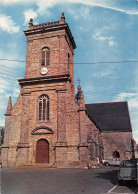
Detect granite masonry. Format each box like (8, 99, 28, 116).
(2, 13, 135, 168)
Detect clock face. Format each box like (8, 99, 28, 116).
(40, 67, 48, 75)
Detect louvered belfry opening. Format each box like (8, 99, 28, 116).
(42, 47, 50, 66)
(36, 139, 49, 163)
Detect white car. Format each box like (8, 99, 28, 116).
(103, 158, 122, 166)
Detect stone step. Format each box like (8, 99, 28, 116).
(16, 163, 56, 169)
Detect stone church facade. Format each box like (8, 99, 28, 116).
(2, 13, 135, 168)
(2, 13, 103, 168)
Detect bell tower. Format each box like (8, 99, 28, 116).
(22, 12, 76, 82)
(2, 13, 103, 169)
(15, 13, 79, 167)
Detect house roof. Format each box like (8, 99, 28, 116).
(85, 101, 132, 132)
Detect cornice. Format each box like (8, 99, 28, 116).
(18, 74, 70, 86)
(24, 22, 76, 49)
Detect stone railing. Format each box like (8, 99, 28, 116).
(29, 21, 61, 30)
(28, 13, 66, 30)
(34, 21, 60, 28)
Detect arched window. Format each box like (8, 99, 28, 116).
(42, 47, 50, 66)
(39, 95, 49, 121)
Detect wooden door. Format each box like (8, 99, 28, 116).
(36, 139, 49, 163)
(113, 151, 120, 158)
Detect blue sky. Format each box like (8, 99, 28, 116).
(0, 0, 138, 142)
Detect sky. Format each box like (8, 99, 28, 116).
(0, 0, 138, 142)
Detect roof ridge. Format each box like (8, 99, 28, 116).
(85, 101, 127, 105)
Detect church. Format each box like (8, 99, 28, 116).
(2, 13, 135, 168)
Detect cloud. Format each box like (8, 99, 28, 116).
(0, 43, 25, 70)
(83, 85, 95, 93)
(0, 78, 10, 94)
(13, 88, 20, 97)
(0, 43, 23, 128)
(113, 92, 138, 109)
(0, 77, 20, 126)
(24, 8, 38, 25)
(67, 6, 90, 21)
(36, 0, 138, 16)
(2, 0, 138, 15)
(83, 85, 96, 101)
(92, 32, 116, 47)
(0, 13, 20, 33)
(108, 41, 116, 47)
(0, 89, 4, 94)
(92, 69, 114, 78)
(93, 33, 111, 41)
(2, 0, 36, 3)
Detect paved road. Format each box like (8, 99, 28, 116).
(1, 166, 137, 194)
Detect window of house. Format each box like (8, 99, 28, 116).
(42, 47, 50, 66)
(39, 94, 49, 121)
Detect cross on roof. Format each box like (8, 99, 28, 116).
(77, 78, 81, 85)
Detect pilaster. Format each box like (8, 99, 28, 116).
(16, 93, 30, 166)
(56, 89, 67, 143)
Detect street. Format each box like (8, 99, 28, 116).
(1, 166, 137, 194)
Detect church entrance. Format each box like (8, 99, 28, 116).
(36, 139, 49, 163)
(113, 151, 120, 158)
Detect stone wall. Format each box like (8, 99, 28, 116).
(2, 15, 106, 169)
(102, 131, 132, 160)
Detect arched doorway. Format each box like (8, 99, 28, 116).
(36, 139, 49, 163)
(113, 151, 120, 158)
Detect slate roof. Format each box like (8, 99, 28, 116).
(85, 101, 132, 132)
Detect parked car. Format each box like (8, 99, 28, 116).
(103, 158, 122, 166)
(118, 159, 138, 185)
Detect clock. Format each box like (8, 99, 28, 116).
(40, 67, 48, 75)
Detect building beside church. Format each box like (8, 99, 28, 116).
(86, 102, 135, 160)
(2, 13, 135, 168)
